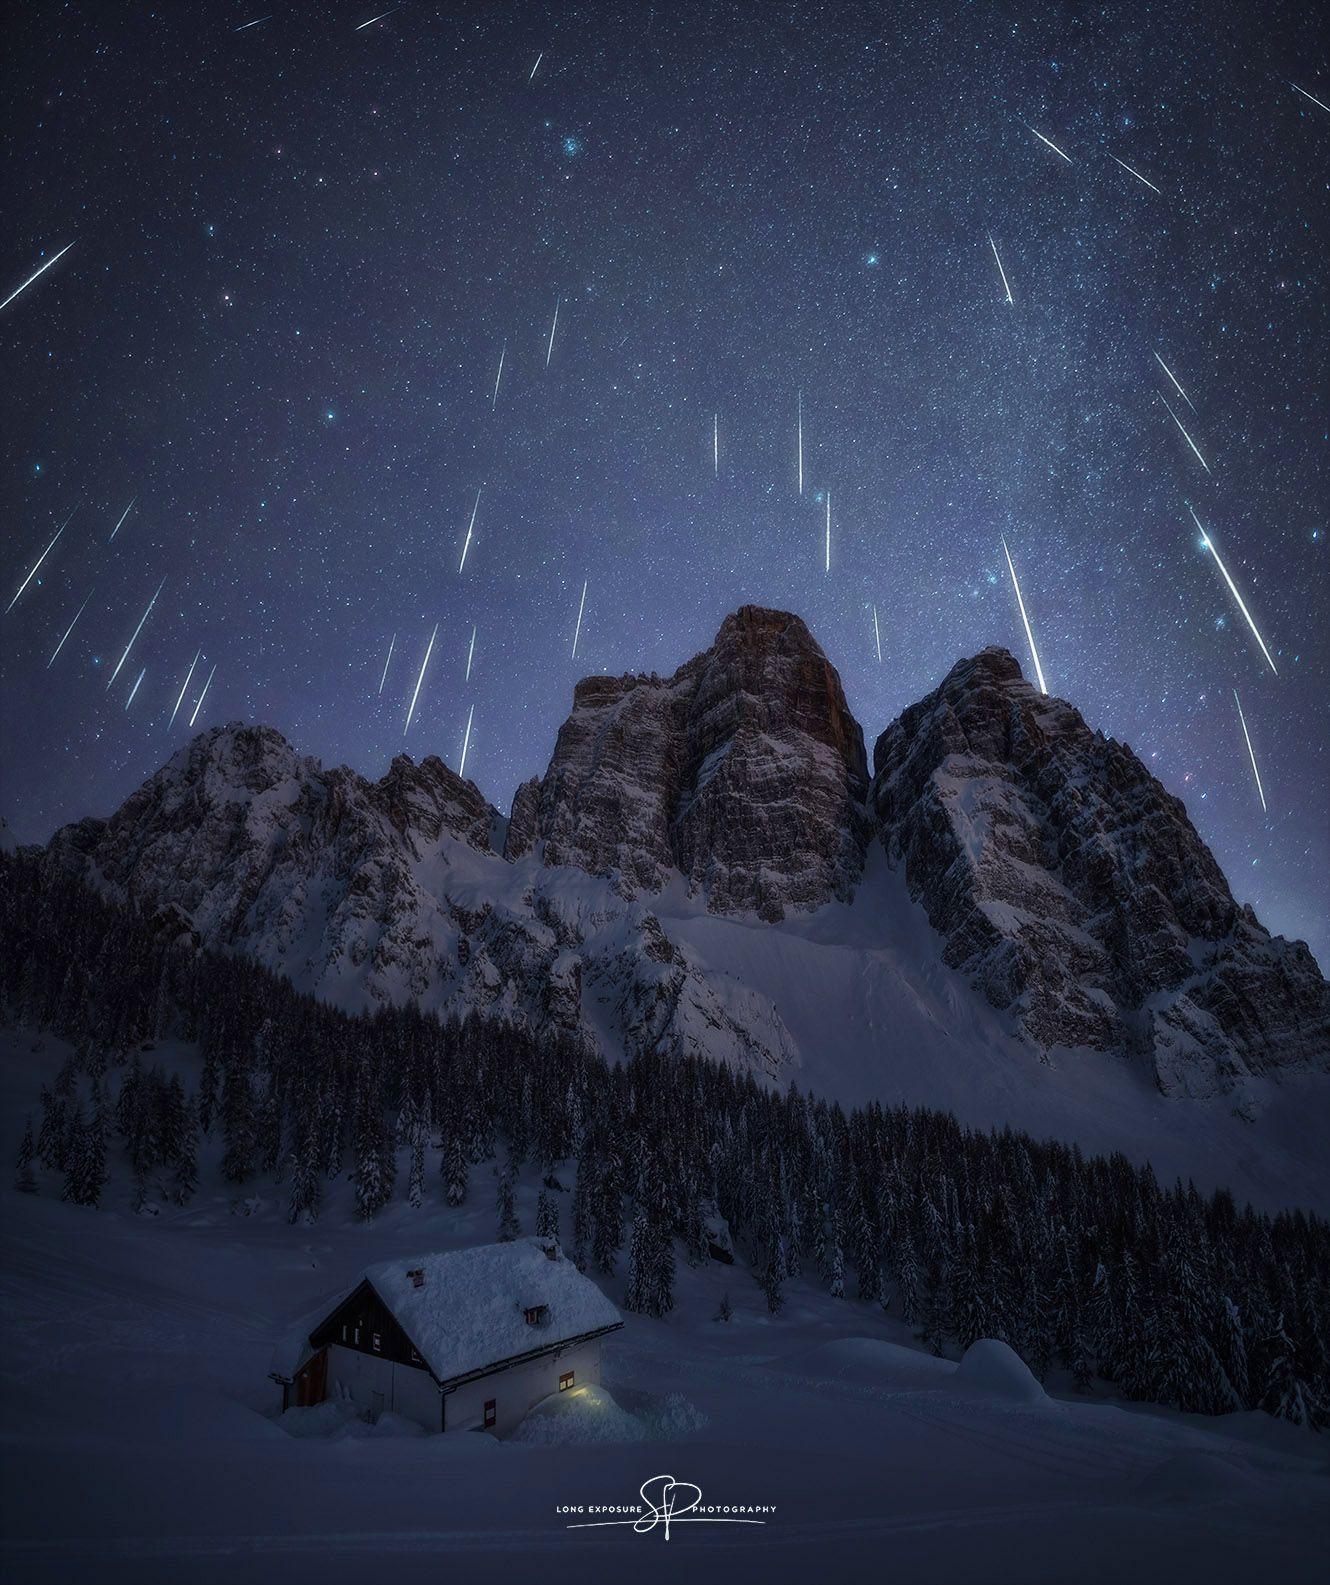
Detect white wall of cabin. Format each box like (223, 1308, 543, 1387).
(323, 1342, 443, 1431)
(444, 1338, 604, 1436)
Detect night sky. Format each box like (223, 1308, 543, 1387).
(2, 2, 1326, 967)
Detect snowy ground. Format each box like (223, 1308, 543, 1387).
(2, 1033, 1327, 1584)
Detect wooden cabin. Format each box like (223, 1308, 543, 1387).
(270, 1239, 623, 1435)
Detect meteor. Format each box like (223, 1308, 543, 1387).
(107, 577, 166, 688)
(355, 9, 397, 30)
(1159, 393, 1210, 473)
(465, 623, 476, 681)
(404, 625, 438, 735)
(169, 651, 201, 729)
(234, 14, 272, 29)
(1108, 153, 1161, 194)
(1189, 506, 1278, 676)
(713, 412, 719, 476)
(1001, 535, 1048, 694)
(125, 668, 146, 710)
(529, 52, 544, 81)
(1291, 82, 1330, 115)
(459, 704, 475, 778)
(824, 492, 831, 574)
(545, 295, 560, 368)
(1232, 690, 1267, 813)
(0, 240, 75, 314)
(873, 605, 882, 663)
(571, 579, 588, 659)
(7, 508, 76, 613)
(988, 233, 1014, 304)
(459, 487, 481, 572)
(1026, 124, 1072, 163)
(189, 665, 217, 728)
(48, 588, 94, 668)
(1153, 351, 1195, 410)
(379, 633, 395, 694)
(797, 389, 804, 495)
(109, 498, 136, 541)
(491, 340, 506, 410)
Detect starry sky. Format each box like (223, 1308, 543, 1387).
(2, 1, 1327, 967)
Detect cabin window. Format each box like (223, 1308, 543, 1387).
(353, 1327, 361, 1345)
(559, 1371, 574, 1392)
(410, 1346, 422, 1365)
(341, 1325, 348, 1342)
(524, 1304, 550, 1327)
(372, 1332, 382, 1353)
(483, 1399, 496, 1429)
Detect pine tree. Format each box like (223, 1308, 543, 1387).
(443, 1130, 468, 1206)
(536, 1187, 560, 1243)
(15, 1117, 37, 1194)
(715, 1291, 734, 1322)
(171, 1097, 198, 1205)
(496, 1168, 520, 1242)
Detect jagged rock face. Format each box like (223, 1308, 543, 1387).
(870, 648, 1330, 1092)
(505, 606, 870, 921)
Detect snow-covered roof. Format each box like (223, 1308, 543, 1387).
(271, 1239, 622, 1387)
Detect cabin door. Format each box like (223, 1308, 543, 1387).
(298, 1348, 328, 1407)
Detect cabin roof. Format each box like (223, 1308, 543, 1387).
(271, 1238, 621, 1386)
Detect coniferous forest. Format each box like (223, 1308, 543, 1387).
(3, 849, 1326, 1429)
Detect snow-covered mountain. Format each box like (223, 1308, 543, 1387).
(43, 607, 1329, 1117)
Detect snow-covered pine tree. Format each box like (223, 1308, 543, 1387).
(496, 1166, 520, 1242)
(15, 1117, 37, 1194)
(536, 1186, 560, 1242)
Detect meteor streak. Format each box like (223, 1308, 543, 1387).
(1291, 82, 1330, 115)
(355, 9, 397, 30)
(797, 390, 804, 495)
(125, 668, 146, 710)
(571, 579, 588, 659)
(109, 498, 136, 541)
(988, 233, 1014, 304)
(107, 577, 166, 688)
(169, 651, 201, 729)
(459, 704, 475, 778)
(1153, 351, 1195, 410)
(491, 340, 506, 410)
(234, 15, 272, 29)
(7, 508, 76, 613)
(379, 633, 395, 694)
(1232, 690, 1267, 813)
(824, 493, 831, 574)
(873, 605, 882, 663)
(529, 52, 544, 81)
(0, 240, 75, 314)
(1160, 394, 1210, 473)
(1001, 536, 1048, 694)
(459, 487, 481, 572)
(404, 625, 438, 735)
(713, 412, 719, 476)
(48, 588, 94, 668)
(465, 623, 476, 681)
(189, 665, 217, 728)
(1108, 153, 1161, 194)
(1026, 124, 1072, 163)
(1189, 506, 1278, 676)
(545, 295, 560, 368)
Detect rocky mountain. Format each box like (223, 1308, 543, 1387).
(39, 606, 1329, 1107)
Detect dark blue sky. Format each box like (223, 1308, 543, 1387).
(2, 1, 1326, 966)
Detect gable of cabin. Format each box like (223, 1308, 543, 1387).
(308, 1279, 433, 1377)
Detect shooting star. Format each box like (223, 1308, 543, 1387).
(459, 704, 475, 778)
(465, 623, 476, 681)
(1153, 351, 1195, 410)
(491, 340, 506, 410)
(824, 492, 831, 574)
(1026, 124, 1073, 163)
(797, 389, 804, 495)
(459, 487, 481, 572)
(107, 577, 165, 688)
(355, 9, 397, 30)
(404, 625, 438, 735)
(529, 51, 544, 82)
(234, 14, 272, 29)
(988, 233, 1014, 304)
(1109, 152, 1161, 194)
(873, 605, 882, 663)
(189, 665, 217, 728)
(48, 588, 94, 669)
(1001, 535, 1048, 694)
(1291, 82, 1330, 115)
(713, 412, 719, 476)
(571, 579, 588, 659)
(0, 240, 75, 314)
(125, 668, 146, 710)
(542, 291, 557, 364)
(109, 497, 136, 541)
(1160, 393, 1210, 473)
(378, 633, 395, 694)
(7, 508, 76, 613)
(1190, 506, 1278, 676)
(1232, 690, 1267, 813)
(169, 651, 201, 729)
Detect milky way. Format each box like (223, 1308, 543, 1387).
(1, 3, 1326, 965)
